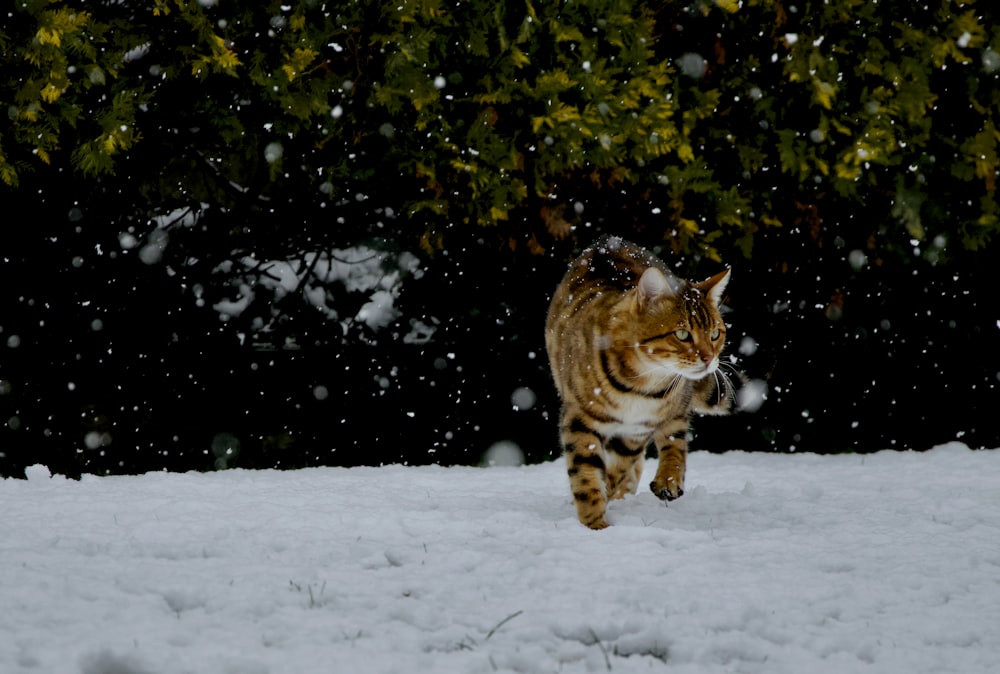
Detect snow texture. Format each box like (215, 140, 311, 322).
(4, 443, 999, 673)
(211, 247, 425, 340)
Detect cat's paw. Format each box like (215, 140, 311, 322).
(649, 478, 684, 502)
(584, 516, 610, 530)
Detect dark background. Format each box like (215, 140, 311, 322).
(2, 191, 997, 478)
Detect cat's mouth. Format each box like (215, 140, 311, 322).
(683, 360, 718, 380)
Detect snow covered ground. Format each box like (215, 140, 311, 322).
(4, 443, 999, 674)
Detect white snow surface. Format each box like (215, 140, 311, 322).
(4, 443, 999, 674)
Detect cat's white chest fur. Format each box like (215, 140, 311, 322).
(596, 393, 665, 440)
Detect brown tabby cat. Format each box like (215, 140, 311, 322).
(545, 236, 734, 529)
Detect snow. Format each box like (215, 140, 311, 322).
(264, 142, 283, 164)
(677, 53, 707, 79)
(211, 246, 427, 341)
(356, 289, 401, 330)
(4, 443, 999, 674)
(735, 379, 768, 413)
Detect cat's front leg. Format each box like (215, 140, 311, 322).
(649, 430, 688, 502)
(561, 413, 610, 529)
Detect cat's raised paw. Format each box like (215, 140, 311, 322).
(650, 480, 684, 502)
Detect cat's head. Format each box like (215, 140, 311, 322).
(629, 266, 731, 381)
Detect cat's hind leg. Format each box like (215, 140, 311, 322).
(561, 413, 610, 529)
(605, 437, 646, 500)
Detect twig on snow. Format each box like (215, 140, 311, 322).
(485, 609, 524, 640)
(588, 628, 613, 671)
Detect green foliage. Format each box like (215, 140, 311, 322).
(721, 0, 1000, 254)
(363, 0, 747, 254)
(1, 0, 998, 257)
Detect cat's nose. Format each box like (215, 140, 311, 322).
(700, 352, 714, 365)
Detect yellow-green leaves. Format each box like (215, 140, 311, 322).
(191, 34, 242, 78)
(2, 0, 997, 258)
(369, 0, 715, 230)
(281, 48, 318, 83)
(29, 7, 90, 55)
(961, 122, 1000, 191)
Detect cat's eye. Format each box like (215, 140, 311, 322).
(711, 328, 721, 340)
(675, 329, 691, 342)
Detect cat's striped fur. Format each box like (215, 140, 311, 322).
(545, 237, 734, 529)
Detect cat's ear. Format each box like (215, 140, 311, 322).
(637, 267, 681, 311)
(701, 268, 731, 308)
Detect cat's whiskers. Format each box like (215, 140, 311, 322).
(718, 360, 741, 384)
(654, 371, 684, 394)
(625, 350, 683, 384)
(713, 370, 728, 405)
(715, 361, 741, 405)
(621, 354, 685, 395)
(626, 363, 671, 384)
